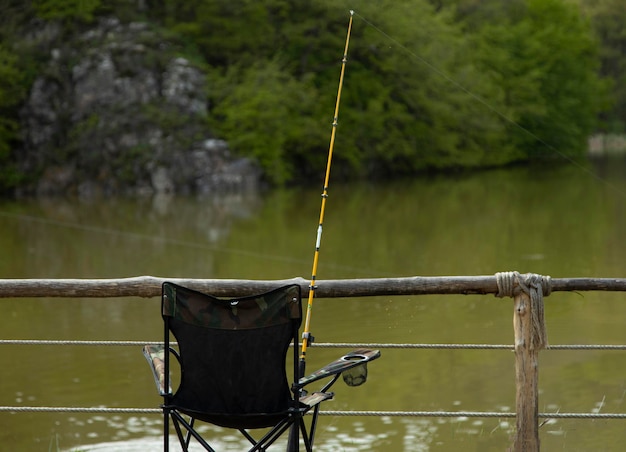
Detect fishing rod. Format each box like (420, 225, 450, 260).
(299, 10, 354, 376)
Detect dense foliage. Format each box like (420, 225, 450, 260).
(577, 0, 626, 132)
(0, 0, 619, 189)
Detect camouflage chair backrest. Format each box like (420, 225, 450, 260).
(162, 283, 301, 330)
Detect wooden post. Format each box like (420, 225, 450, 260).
(512, 290, 540, 451)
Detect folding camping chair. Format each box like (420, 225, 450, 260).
(143, 282, 380, 451)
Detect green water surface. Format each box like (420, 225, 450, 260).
(1, 159, 625, 451)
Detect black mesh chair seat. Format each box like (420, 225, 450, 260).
(143, 282, 380, 451)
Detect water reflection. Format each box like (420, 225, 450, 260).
(0, 191, 266, 279)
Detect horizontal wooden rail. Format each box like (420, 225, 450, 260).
(1, 275, 626, 298)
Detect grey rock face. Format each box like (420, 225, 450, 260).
(18, 17, 259, 197)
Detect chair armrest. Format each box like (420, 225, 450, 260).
(142, 344, 170, 396)
(300, 391, 334, 407)
(298, 348, 381, 387)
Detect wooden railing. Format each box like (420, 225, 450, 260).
(2, 272, 626, 452)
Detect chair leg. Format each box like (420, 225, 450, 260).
(308, 404, 322, 448)
(164, 409, 169, 452)
(287, 422, 300, 451)
(239, 429, 258, 446)
(171, 415, 189, 452)
(170, 412, 216, 452)
(247, 418, 293, 452)
(184, 417, 195, 450)
(299, 418, 313, 452)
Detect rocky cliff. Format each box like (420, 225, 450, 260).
(18, 17, 260, 197)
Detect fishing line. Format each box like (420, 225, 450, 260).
(351, 10, 626, 198)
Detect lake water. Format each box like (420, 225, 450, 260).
(1, 156, 626, 451)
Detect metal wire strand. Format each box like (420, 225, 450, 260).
(2, 340, 626, 350)
(0, 406, 625, 419)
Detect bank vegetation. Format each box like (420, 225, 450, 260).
(0, 0, 624, 194)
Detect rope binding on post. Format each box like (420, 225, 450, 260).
(495, 271, 552, 350)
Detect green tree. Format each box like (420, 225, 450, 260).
(208, 58, 320, 185)
(0, 44, 27, 192)
(203, 0, 604, 181)
(341, 0, 518, 175)
(32, 0, 101, 22)
(205, 0, 522, 179)
(466, 0, 605, 158)
(578, 0, 626, 132)
(150, 0, 277, 67)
